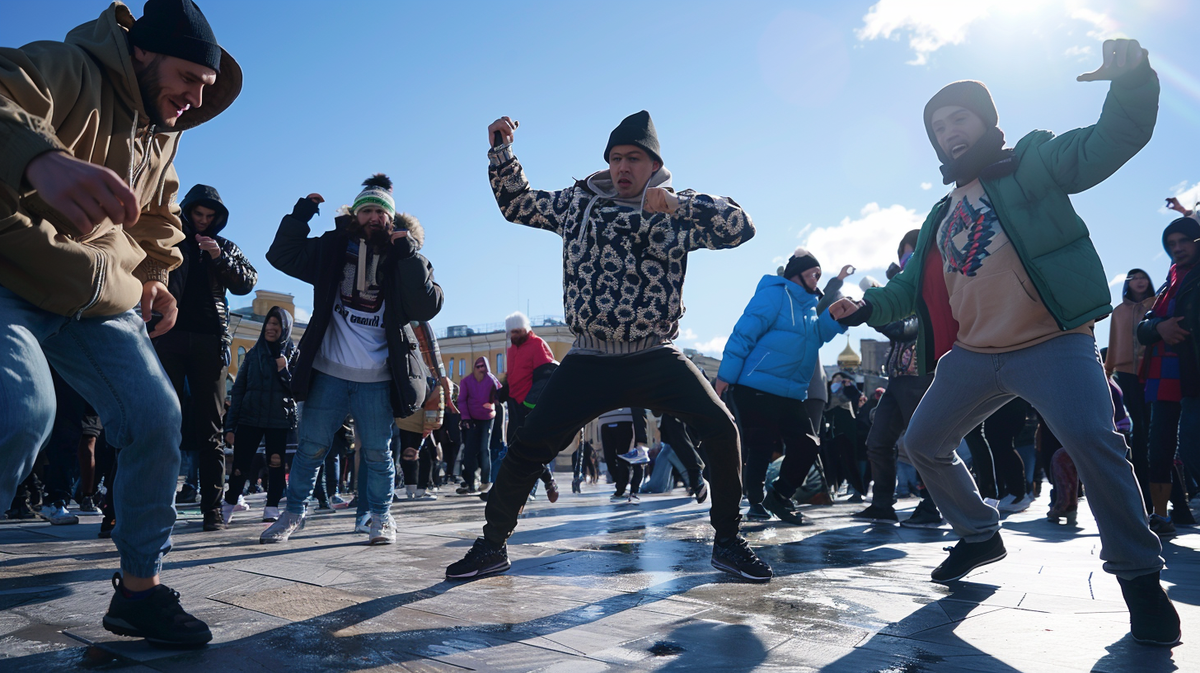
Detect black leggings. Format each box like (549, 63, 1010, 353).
(226, 426, 288, 507)
(965, 398, 1029, 499)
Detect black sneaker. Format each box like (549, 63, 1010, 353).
(691, 480, 709, 505)
(761, 487, 805, 525)
(174, 486, 198, 505)
(930, 531, 1007, 583)
(1117, 571, 1182, 647)
(853, 504, 899, 523)
(103, 573, 212, 647)
(99, 517, 115, 539)
(446, 538, 511, 580)
(711, 536, 773, 583)
(745, 503, 772, 521)
(78, 495, 101, 515)
(900, 498, 945, 529)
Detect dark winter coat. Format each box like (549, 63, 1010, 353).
(266, 201, 443, 419)
(1137, 267, 1200, 392)
(225, 306, 299, 432)
(166, 184, 257, 364)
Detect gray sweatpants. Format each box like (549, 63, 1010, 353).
(905, 333, 1162, 579)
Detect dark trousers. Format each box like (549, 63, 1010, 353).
(732, 385, 820, 503)
(505, 402, 554, 487)
(659, 412, 705, 488)
(155, 331, 226, 515)
(983, 398, 1030, 499)
(461, 419, 493, 488)
(1115, 371, 1152, 508)
(226, 426, 288, 507)
(483, 347, 743, 544)
(601, 422, 644, 494)
(865, 373, 933, 508)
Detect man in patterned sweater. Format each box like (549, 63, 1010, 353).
(446, 111, 772, 583)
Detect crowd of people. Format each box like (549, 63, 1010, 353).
(0, 0, 1191, 653)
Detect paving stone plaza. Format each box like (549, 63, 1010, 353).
(2, 485, 1198, 672)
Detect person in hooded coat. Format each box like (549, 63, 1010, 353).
(154, 183, 256, 531)
(457, 356, 502, 494)
(222, 306, 297, 525)
(715, 247, 845, 524)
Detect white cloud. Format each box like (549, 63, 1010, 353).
(856, 0, 1001, 65)
(1064, 45, 1092, 60)
(691, 336, 728, 356)
(1071, 8, 1117, 40)
(802, 203, 925, 272)
(1167, 180, 1200, 213)
(294, 306, 312, 323)
(1108, 272, 1126, 288)
(920, 182, 933, 190)
(857, 0, 1111, 65)
(678, 328, 698, 341)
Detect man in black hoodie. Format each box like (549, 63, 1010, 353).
(154, 184, 257, 531)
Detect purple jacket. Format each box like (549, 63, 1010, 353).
(458, 356, 501, 421)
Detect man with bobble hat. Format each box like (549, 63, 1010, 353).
(265, 174, 443, 546)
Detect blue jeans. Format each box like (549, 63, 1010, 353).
(0, 287, 180, 577)
(288, 371, 394, 517)
(460, 419, 493, 489)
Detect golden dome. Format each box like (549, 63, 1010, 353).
(837, 338, 860, 368)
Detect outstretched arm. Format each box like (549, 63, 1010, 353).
(1039, 38, 1159, 195)
(266, 195, 325, 285)
(486, 117, 574, 235)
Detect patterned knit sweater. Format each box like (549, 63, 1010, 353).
(488, 147, 754, 343)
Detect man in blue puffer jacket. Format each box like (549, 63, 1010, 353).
(715, 247, 845, 524)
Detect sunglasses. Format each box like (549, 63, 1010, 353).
(475, 365, 486, 369)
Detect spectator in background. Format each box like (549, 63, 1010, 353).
(457, 356, 501, 494)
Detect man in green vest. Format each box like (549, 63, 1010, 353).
(831, 38, 1180, 647)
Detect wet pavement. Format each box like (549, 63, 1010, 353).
(2, 482, 1198, 672)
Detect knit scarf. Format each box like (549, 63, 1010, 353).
(1143, 263, 1195, 402)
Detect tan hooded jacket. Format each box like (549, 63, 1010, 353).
(0, 2, 241, 318)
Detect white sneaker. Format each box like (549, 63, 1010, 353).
(355, 513, 372, 534)
(38, 503, 79, 525)
(998, 493, 1034, 513)
(414, 489, 437, 501)
(618, 446, 650, 465)
(984, 497, 1000, 509)
(330, 494, 349, 509)
(369, 513, 396, 545)
(262, 506, 281, 522)
(260, 511, 305, 543)
(222, 499, 250, 524)
(405, 484, 417, 500)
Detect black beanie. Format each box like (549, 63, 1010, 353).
(129, 0, 223, 73)
(1163, 217, 1200, 255)
(604, 110, 661, 164)
(783, 246, 820, 280)
(923, 80, 998, 163)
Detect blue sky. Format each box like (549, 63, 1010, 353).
(4, 0, 1198, 366)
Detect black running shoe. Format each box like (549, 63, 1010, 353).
(900, 498, 945, 529)
(762, 487, 805, 525)
(446, 538, 511, 580)
(852, 504, 899, 523)
(1117, 571, 1182, 647)
(691, 480, 709, 505)
(98, 517, 115, 539)
(930, 531, 1006, 583)
(103, 573, 212, 647)
(711, 536, 772, 583)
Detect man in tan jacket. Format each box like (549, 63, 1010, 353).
(0, 0, 240, 647)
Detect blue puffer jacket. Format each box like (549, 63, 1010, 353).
(718, 275, 845, 400)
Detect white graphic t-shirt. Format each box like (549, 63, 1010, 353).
(313, 240, 392, 382)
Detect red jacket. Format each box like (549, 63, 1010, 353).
(506, 331, 555, 404)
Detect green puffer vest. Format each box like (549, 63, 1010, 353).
(864, 66, 1160, 375)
